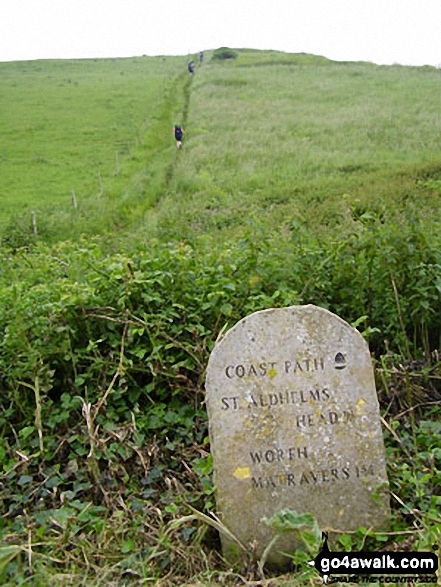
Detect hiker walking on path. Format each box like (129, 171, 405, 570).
(173, 124, 184, 148)
(188, 60, 195, 75)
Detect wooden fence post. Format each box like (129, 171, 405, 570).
(31, 211, 38, 238)
(98, 169, 103, 196)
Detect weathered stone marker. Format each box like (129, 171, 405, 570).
(205, 305, 390, 566)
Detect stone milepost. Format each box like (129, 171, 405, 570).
(205, 305, 390, 567)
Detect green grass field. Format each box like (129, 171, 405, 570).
(2, 50, 440, 243)
(0, 49, 440, 586)
(150, 56, 441, 240)
(0, 55, 184, 238)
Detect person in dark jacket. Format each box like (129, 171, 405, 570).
(173, 124, 184, 148)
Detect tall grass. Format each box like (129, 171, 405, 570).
(146, 61, 441, 240)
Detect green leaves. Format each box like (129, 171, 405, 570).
(263, 508, 321, 554)
(1, 229, 440, 473)
(263, 509, 318, 533)
(0, 546, 24, 573)
(0, 220, 440, 583)
(259, 509, 321, 572)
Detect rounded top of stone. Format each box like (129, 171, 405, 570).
(211, 304, 367, 353)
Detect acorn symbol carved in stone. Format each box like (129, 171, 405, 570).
(334, 352, 347, 369)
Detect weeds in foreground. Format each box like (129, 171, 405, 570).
(0, 233, 440, 584)
(1, 397, 440, 585)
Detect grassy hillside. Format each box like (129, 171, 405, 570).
(148, 55, 441, 240)
(0, 55, 186, 240)
(0, 50, 440, 586)
(1, 50, 440, 243)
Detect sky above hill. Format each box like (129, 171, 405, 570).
(2, 0, 440, 66)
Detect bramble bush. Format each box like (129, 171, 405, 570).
(1, 215, 440, 450)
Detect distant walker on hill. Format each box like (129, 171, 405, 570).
(188, 61, 195, 75)
(173, 124, 184, 148)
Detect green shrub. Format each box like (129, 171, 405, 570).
(212, 47, 238, 60)
(1, 222, 440, 450)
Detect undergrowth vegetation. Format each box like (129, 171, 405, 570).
(0, 49, 440, 585)
(1, 222, 440, 584)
